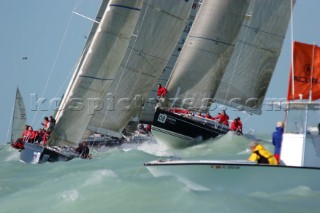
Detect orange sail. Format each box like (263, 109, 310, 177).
(287, 41, 320, 100)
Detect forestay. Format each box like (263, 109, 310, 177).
(88, 0, 194, 134)
(215, 0, 294, 114)
(11, 88, 27, 142)
(165, 0, 250, 111)
(49, 0, 143, 146)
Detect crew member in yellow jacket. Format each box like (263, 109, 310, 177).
(248, 141, 278, 165)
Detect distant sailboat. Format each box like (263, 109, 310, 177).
(150, 0, 293, 148)
(10, 88, 27, 143)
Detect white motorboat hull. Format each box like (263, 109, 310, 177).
(144, 160, 320, 193)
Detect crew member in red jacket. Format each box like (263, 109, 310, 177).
(219, 110, 229, 127)
(204, 112, 212, 119)
(212, 113, 221, 120)
(156, 84, 168, 109)
(23, 126, 35, 142)
(230, 117, 243, 135)
(21, 125, 29, 138)
(157, 84, 167, 99)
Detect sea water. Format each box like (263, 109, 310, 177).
(0, 133, 319, 213)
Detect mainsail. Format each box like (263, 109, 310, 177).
(11, 88, 27, 142)
(88, 0, 194, 135)
(215, 0, 294, 114)
(165, 0, 250, 111)
(50, 0, 143, 146)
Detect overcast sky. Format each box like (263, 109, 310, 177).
(1, 0, 320, 143)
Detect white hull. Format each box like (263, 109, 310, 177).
(144, 160, 320, 193)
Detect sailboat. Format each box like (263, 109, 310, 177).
(149, 0, 293, 148)
(18, 0, 197, 163)
(144, 41, 320, 193)
(9, 88, 27, 148)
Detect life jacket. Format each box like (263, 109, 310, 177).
(248, 144, 278, 165)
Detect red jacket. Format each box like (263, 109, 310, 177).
(219, 114, 229, 126)
(24, 130, 35, 140)
(22, 130, 29, 137)
(230, 120, 242, 131)
(157, 87, 167, 97)
(204, 114, 212, 119)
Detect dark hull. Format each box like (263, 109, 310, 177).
(152, 108, 229, 148)
(20, 142, 78, 164)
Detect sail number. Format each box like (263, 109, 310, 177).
(212, 165, 240, 170)
(158, 114, 167, 123)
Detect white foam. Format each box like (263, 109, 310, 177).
(250, 186, 320, 200)
(60, 190, 79, 202)
(84, 169, 116, 186)
(5, 149, 20, 161)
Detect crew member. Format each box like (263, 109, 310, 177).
(49, 116, 56, 128)
(272, 121, 284, 164)
(157, 84, 167, 99)
(23, 126, 35, 142)
(248, 141, 278, 165)
(219, 110, 229, 127)
(230, 117, 243, 135)
(212, 113, 221, 120)
(156, 84, 168, 109)
(204, 112, 212, 120)
(76, 142, 92, 159)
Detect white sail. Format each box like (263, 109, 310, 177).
(49, 0, 143, 146)
(88, 0, 194, 134)
(11, 88, 27, 142)
(215, 0, 294, 114)
(165, 0, 250, 111)
(139, 0, 202, 124)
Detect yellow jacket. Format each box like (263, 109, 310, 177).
(248, 144, 278, 165)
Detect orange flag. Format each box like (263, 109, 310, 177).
(287, 41, 320, 100)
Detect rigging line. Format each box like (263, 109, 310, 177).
(53, 0, 94, 99)
(309, 43, 315, 101)
(31, 1, 81, 126)
(290, 0, 295, 98)
(97, 0, 151, 134)
(223, 0, 255, 102)
(54, 38, 94, 98)
(72, 11, 100, 24)
(54, 0, 97, 99)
